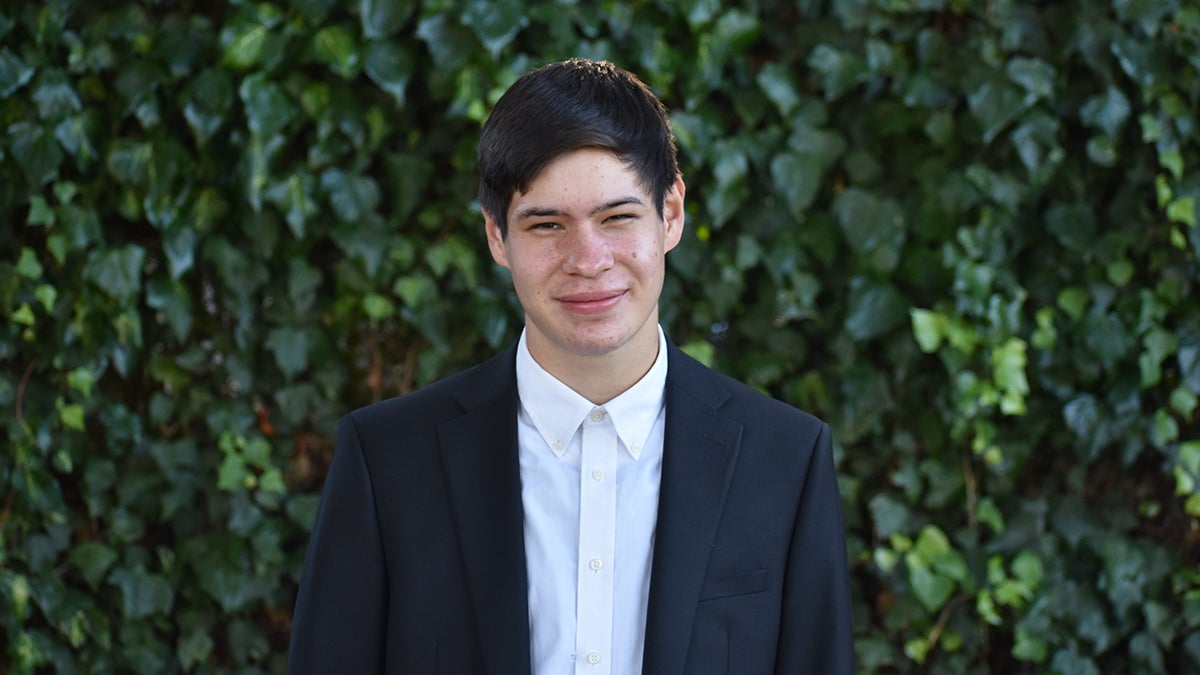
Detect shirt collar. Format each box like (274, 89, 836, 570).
(515, 327, 668, 461)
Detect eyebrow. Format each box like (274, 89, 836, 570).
(512, 196, 646, 222)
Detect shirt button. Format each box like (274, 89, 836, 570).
(552, 440, 564, 452)
(591, 468, 605, 481)
(586, 651, 602, 665)
(588, 558, 603, 572)
(590, 409, 604, 422)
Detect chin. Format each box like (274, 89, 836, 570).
(560, 332, 633, 357)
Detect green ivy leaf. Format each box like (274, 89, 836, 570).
(184, 68, 234, 144)
(238, 72, 297, 137)
(82, 245, 145, 304)
(287, 258, 323, 314)
(31, 70, 82, 122)
(833, 188, 906, 273)
(844, 277, 907, 342)
(911, 308, 945, 353)
(1160, 149, 1184, 180)
(193, 538, 275, 612)
(1045, 203, 1097, 254)
(58, 399, 86, 431)
(758, 62, 801, 116)
(16, 247, 43, 279)
(109, 567, 174, 619)
(67, 368, 95, 398)
(291, 0, 339, 22)
(1013, 624, 1049, 662)
(0, 47, 35, 97)
(361, 0, 417, 39)
(463, 0, 527, 56)
(968, 78, 1027, 144)
(706, 142, 748, 227)
(808, 44, 868, 100)
(321, 168, 380, 222)
(1006, 57, 1056, 101)
(415, 13, 473, 70)
(68, 542, 118, 590)
(218, 454, 250, 492)
(770, 152, 824, 219)
(265, 326, 311, 379)
(394, 274, 437, 309)
(991, 337, 1029, 415)
(243, 436, 273, 469)
(312, 25, 360, 79)
(978, 498, 1005, 534)
(1167, 197, 1197, 227)
(26, 194, 55, 226)
(362, 293, 395, 320)
(146, 279, 194, 342)
(259, 468, 286, 494)
(1080, 86, 1132, 137)
(177, 627, 215, 670)
(1012, 550, 1044, 589)
(714, 9, 760, 53)
(1082, 313, 1135, 369)
(1113, 0, 1174, 34)
(8, 121, 63, 185)
(425, 236, 479, 287)
(106, 139, 153, 187)
(364, 40, 415, 105)
(222, 22, 268, 69)
(909, 563, 955, 613)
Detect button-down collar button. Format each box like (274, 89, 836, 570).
(552, 440, 564, 452)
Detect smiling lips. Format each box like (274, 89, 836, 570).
(557, 290, 626, 315)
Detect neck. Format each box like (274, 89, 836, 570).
(527, 329, 660, 405)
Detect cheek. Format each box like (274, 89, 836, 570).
(508, 254, 557, 291)
(626, 237, 663, 268)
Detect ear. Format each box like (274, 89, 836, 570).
(484, 210, 511, 269)
(662, 174, 686, 253)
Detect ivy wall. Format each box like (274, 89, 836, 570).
(2, 0, 1199, 672)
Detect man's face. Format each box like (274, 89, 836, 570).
(485, 148, 685, 373)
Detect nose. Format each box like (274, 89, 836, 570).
(562, 226, 614, 277)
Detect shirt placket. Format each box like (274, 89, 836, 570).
(575, 406, 617, 674)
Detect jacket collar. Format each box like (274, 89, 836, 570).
(438, 344, 533, 675)
(642, 341, 743, 675)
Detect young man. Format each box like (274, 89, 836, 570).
(289, 58, 853, 674)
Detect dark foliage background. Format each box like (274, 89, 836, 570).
(2, 0, 1199, 672)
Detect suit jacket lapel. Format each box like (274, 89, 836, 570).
(437, 346, 532, 675)
(642, 344, 743, 675)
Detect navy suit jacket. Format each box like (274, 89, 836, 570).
(288, 341, 853, 674)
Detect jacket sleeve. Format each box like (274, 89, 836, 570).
(288, 415, 387, 673)
(774, 422, 855, 674)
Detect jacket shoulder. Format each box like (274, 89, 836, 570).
(666, 342, 827, 430)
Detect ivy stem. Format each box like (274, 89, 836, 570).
(963, 450, 978, 527)
(0, 488, 14, 533)
(2, 358, 38, 532)
(924, 592, 972, 657)
(15, 357, 37, 422)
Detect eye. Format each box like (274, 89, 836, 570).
(605, 213, 637, 223)
(528, 222, 561, 231)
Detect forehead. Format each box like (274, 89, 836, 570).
(509, 148, 650, 215)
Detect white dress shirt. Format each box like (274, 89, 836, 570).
(515, 327, 668, 675)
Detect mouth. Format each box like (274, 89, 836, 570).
(557, 290, 626, 315)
